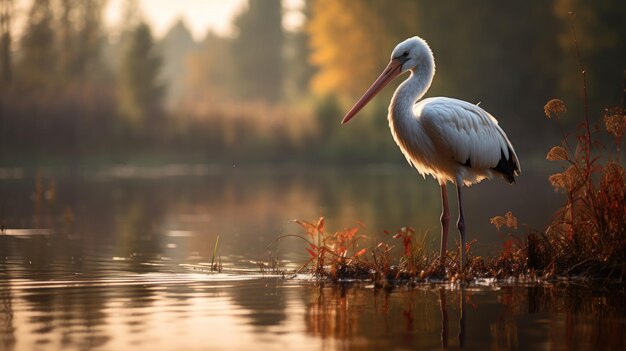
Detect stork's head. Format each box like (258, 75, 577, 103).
(341, 36, 434, 124)
(390, 36, 434, 73)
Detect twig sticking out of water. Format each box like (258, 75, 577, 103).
(211, 235, 221, 272)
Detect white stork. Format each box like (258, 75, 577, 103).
(342, 36, 520, 269)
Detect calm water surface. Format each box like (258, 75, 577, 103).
(0, 166, 623, 350)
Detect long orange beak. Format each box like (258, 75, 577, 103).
(341, 58, 404, 124)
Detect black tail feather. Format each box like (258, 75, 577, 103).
(492, 148, 518, 184)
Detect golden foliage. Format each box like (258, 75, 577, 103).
(549, 165, 583, 192)
(548, 172, 567, 190)
(603, 107, 626, 140)
(307, 0, 418, 97)
(546, 146, 568, 161)
(542, 96, 626, 277)
(308, 1, 382, 96)
(490, 211, 518, 230)
(603, 161, 626, 183)
(543, 99, 567, 118)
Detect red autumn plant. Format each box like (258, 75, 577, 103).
(543, 99, 626, 277)
(288, 217, 462, 283)
(293, 217, 370, 279)
(490, 211, 520, 259)
(487, 15, 625, 279)
(488, 211, 532, 278)
(488, 101, 625, 279)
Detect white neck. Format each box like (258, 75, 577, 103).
(389, 60, 435, 120)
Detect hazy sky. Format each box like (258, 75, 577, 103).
(12, 0, 304, 41)
(105, 0, 305, 40)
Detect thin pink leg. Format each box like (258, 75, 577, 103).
(456, 183, 466, 270)
(440, 183, 450, 265)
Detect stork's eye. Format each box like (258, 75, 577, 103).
(402, 51, 409, 57)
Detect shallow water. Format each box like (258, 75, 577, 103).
(1, 267, 624, 350)
(1, 165, 559, 259)
(0, 166, 623, 350)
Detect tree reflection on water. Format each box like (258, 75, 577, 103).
(0, 170, 622, 350)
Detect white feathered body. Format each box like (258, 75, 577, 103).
(389, 94, 520, 186)
(379, 37, 520, 187)
(342, 36, 519, 267)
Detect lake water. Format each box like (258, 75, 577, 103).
(0, 166, 623, 350)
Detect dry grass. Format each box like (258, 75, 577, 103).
(283, 218, 444, 286)
(524, 15, 626, 280)
(538, 99, 625, 279)
(482, 100, 625, 281)
(273, 217, 519, 285)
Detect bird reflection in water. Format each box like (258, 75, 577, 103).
(304, 284, 469, 349)
(439, 287, 467, 349)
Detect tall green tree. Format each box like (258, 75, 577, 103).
(18, 0, 55, 87)
(75, 0, 104, 78)
(284, 0, 315, 99)
(159, 18, 197, 107)
(103, 0, 141, 73)
(231, 0, 284, 102)
(57, 0, 76, 80)
(118, 22, 164, 129)
(57, 0, 105, 81)
(0, 0, 13, 83)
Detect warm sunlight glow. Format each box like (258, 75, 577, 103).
(105, 0, 246, 40)
(105, 0, 304, 40)
(1, 2, 624, 350)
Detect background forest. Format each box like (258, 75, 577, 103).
(0, 0, 624, 167)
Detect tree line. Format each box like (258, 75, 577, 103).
(0, 0, 624, 166)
